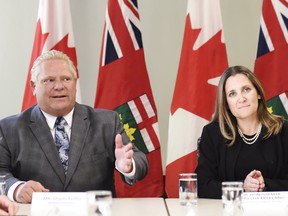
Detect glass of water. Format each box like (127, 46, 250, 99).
(87, 190, 112, 216)
(222, 181, 243, 216)
(0, 174, 6, 195)
(179, 173, 197, 205)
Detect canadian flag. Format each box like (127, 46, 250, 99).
(165, 0, 228, 198)
(22, 0, 81, 111)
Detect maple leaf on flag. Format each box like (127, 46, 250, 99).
(165, 0, 228, 198)
(22, 0, 81, 111)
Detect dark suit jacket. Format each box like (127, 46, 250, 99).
(195, 121, 288, 199)
(0, 103, 148, 197)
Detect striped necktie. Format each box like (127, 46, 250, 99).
(55, 117, 69, 174)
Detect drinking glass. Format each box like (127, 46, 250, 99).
(0, 174, 6, 196)
(87, 190, 112, 216)
(179, 173, 197, 205)
(222, 181, 243, 216)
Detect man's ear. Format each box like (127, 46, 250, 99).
(30, 81, 36, 96)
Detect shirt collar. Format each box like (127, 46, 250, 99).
(41, 108, 74, 130)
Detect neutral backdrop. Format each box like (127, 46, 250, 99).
(0, 0, 262, 171)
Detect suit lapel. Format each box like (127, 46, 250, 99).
(65, 104, 90, 188)
(29, 106, 66, 184)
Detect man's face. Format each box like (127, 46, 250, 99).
(31, 59, 77, 116)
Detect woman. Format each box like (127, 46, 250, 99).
(195, 65, 288, 199)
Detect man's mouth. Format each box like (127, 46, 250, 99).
(52, 95, 66, 98)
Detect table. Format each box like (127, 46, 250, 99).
(18, 198, 168, 216)
(165, 198, 288, 216)
(17, 197, 288, 216)
(165, 198, 223, 216)
(18, 198, 223, 216)
(112, 198, 167, 215)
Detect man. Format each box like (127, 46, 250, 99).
(0, 50, 148, 203)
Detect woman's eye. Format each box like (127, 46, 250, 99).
(244, 87, 251, 93)
(228, 92, 236, 97)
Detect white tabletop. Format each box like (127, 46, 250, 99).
(18, 197, 288, 216)
(18, 197, 168, 216)
(165, 198, 223, 216)
(112, 198, 167, 215)
(166, 197, 288, 216)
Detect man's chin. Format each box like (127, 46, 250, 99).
(45, 105, 73, 116)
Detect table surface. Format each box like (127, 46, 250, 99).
(18, 198, 223, 216)
(17, 197, 288, 216)
(165, 198, 223, 216)
(18, 197, 168, 216)
(166, 198, 288, 216)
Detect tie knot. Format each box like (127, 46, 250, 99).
(55, 117, 67, 127)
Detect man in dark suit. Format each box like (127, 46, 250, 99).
(0, 50, 148, 203)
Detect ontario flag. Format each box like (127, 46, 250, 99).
(22, 0, 81, 111)
(165, 0, 228, 198)
(94, 0, 164, 197)
(254, 0, 288, 119)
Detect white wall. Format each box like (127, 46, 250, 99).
(0, 0, 262, 171)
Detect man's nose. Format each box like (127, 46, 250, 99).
(53, 80, 65, 89)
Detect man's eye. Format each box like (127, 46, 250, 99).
(63, 77, 71, 82)
(43, 79, 54, 84)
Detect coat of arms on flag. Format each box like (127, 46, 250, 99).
(115, 94, 160, 154)
(254, 0, 288, 119)
(95, 0, 164, 197)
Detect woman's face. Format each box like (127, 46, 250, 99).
(225, 74, 261, 122)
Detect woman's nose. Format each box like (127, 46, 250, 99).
(238, 94, 246, 102)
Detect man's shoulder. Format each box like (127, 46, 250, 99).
(0, 105, 36, 125)
(76, 103, 117, 117)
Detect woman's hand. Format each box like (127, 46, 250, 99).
(244, 170, 265, 192)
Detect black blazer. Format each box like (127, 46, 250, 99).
(196, 121, 288, 199)
(0, 103, 148, 197)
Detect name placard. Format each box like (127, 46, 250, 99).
(242, 191, 288, 204)
(31, 192, 87, 216)
(242, 192, 288, 215)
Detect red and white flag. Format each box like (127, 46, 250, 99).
(165, 0, 228, 198)
(22, 0, 81, 111)
(254, 0, 288, 119)
(94, 0, 164, 197)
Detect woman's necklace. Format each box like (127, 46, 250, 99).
(237, 123, 262, 145)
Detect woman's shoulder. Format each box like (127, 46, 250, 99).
(201, 121, 222, 138)
(283, 120, 288, 127)
(203, 121, 220, 131)
(280, 120, 288, 133)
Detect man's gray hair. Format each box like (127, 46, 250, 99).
(31, 50, 77, 82)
